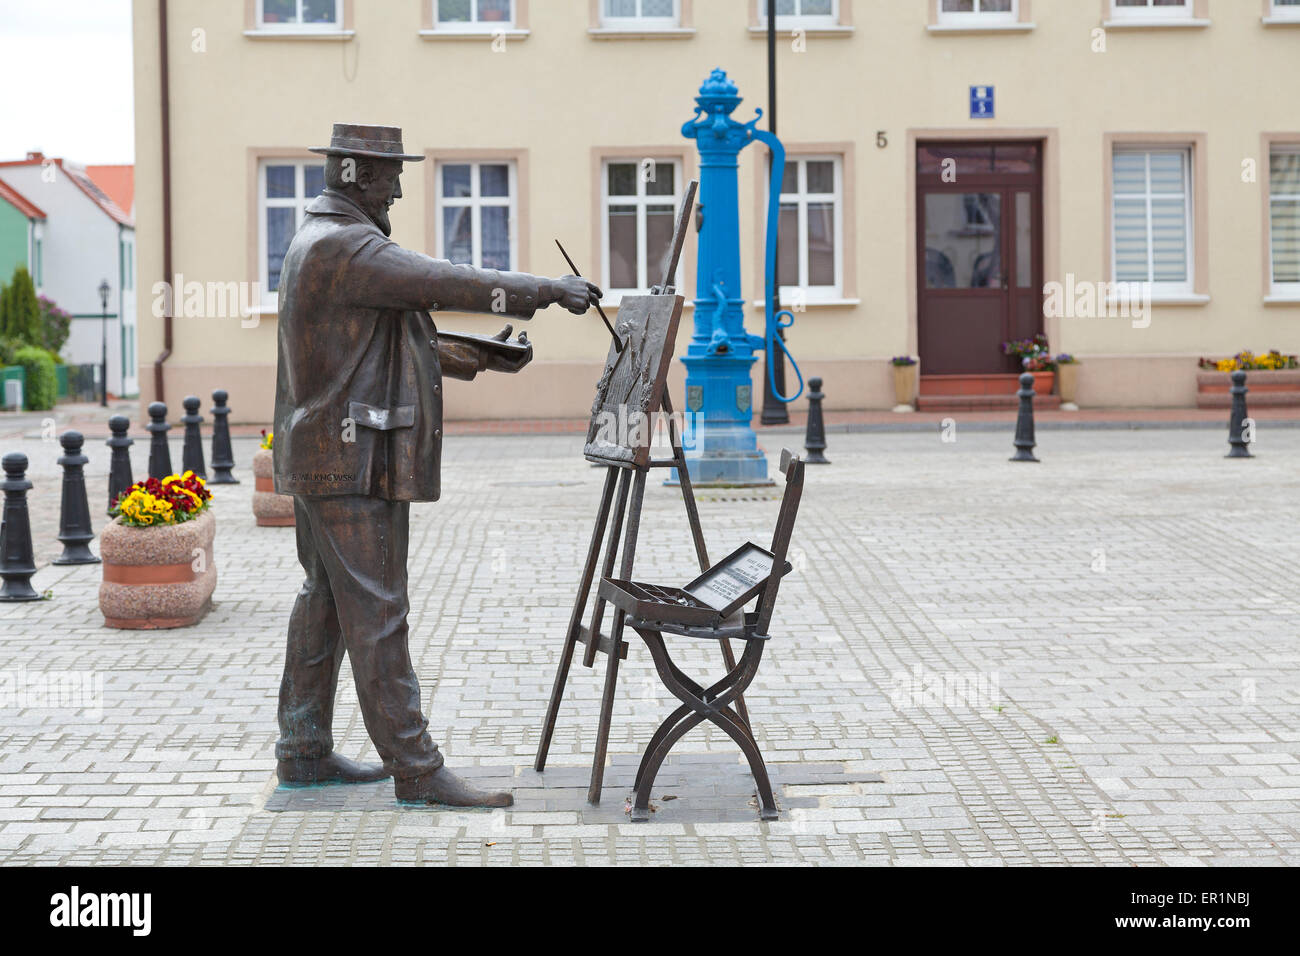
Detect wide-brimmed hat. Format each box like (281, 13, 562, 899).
(308, 123, 424, 162)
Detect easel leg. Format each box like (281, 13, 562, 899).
(664, 392, 751, 729)
(582, 469, 632, 669)
(534, 466, 619, 772)
(588, 467, 647, 804)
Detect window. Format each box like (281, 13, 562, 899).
(1112, 147, 1193, 296)
(33, 236, 42, 287)
(757, 0, 838, 30)
(257, 0, 342, 30)
(435, 161, 517, 271)
(601, 0, 679, 29)
(1109, 0, 1192, 20)
(434, 0, 514, 31)
(776, 157, 842, 299)
(1270, 147, 1300, 296)
(120, 238, 133, 291)
(1270, 0, 1300, 20)
(602, 158, 682, 293)
(258, 160, 325, 304)
(937, 0, 1018, 27)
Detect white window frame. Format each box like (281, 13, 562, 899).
(774, 155, 844, 302)
(1269, 0, 1300, 21)
(601, 157, 683, 295)
(258, 159, 325, 307)
(1109, 0, 1192, 21)
(435, 160, 518, 271)
(601, 0, 680, 30)
(256, 0, 344, 32)
(936, 0, 1019, 29)
(1112, 146, 1194, 298)
(1269, 146, 1300, 297)
(757, 0, 839, 31)
(433, 0, 516, 32)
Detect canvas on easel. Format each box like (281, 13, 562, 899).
(583, 293, 683, 469)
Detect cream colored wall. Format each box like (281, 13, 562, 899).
(134, 1, 1300, 419)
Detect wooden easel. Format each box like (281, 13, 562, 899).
(533, 390, 750, 802)
(534, 180, 750, 803)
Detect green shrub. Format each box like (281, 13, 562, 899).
(12, 345, 57, 410)
(0, 336, 24, 367)
(0, 266, 41, 346)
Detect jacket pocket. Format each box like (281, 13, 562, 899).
(347, 400, 415, 431)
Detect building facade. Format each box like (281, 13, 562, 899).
(0, 177, 45, 285)
(0, 155, 138, 398)
(132, 0, 1300, 421)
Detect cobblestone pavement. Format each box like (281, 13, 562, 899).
(1, 426, 1297, 866)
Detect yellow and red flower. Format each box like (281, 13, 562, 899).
(111, 471, 213, 527)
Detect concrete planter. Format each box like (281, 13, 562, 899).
(892, 362, 919, 411)
(99, 508, 216, 629)
(1195, 368, 1300, 408)
(1057, 363, 1079, 406)
(253, 448, 295, 527)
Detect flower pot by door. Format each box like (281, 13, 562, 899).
(253, 448, 295, 527)
(1030, 371, 1055, 398)
(893, 363, 919, 411)
(1057, 364, 1079, 406)
(99, 508, 216, 629)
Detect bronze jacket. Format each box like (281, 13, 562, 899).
(273, 189, 540, 501)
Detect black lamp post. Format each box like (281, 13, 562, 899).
(98, 278, 110, 407)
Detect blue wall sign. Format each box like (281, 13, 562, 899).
(970, 85, 995, 119)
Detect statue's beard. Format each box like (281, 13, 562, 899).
(372, 202, 392, 236)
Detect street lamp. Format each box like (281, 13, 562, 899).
(98, 278, 110, 407)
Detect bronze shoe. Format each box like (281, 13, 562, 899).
(277, 752, 390, 786)
(394, 766, 513, 807)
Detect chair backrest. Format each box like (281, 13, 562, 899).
(753, 448, 805, 636)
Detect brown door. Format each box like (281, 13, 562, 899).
(917, 141, 1043, 375)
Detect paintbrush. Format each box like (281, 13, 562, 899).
(555, 239, 622, 353)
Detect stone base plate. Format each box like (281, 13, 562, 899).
(265, 755, 883, 824)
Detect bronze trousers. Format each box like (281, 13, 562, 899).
(275, 494, 444, 780)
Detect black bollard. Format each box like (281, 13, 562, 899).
(53, 430, 100, 565)
(208, 389, 239, 484)
(180, 395, 207, 480)
(0, 452, 40, 601)
(1010, 372, 1039, 462)
(106, 415, 134, 514)
(147, 401, 173, 479)
(804, 376, 830, 465)
(1226, 369, 1254, 459)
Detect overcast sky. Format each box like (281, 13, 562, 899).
(0, 0, 134, 164)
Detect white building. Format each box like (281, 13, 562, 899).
(0, 152, 137, 398)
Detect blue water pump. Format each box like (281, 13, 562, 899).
(677, 68, 803, 486)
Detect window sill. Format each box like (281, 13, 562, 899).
(927, 22, 1035, 34)
(588, 27, 696, 39)
(1264, 294, 1300, 305)
(243, 29, 355, 41)
(1101, 18, 1211, 29)
(418, 28, 529, 40)
(746, 25, 854, 38)
(751, 297, 861, 309)
(1262, 16, 1300, 26)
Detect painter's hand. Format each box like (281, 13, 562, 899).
(477, 324, 532, 374)
(545, 275, 603, 315)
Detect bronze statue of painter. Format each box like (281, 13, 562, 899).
(273, 124, 601, 807)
